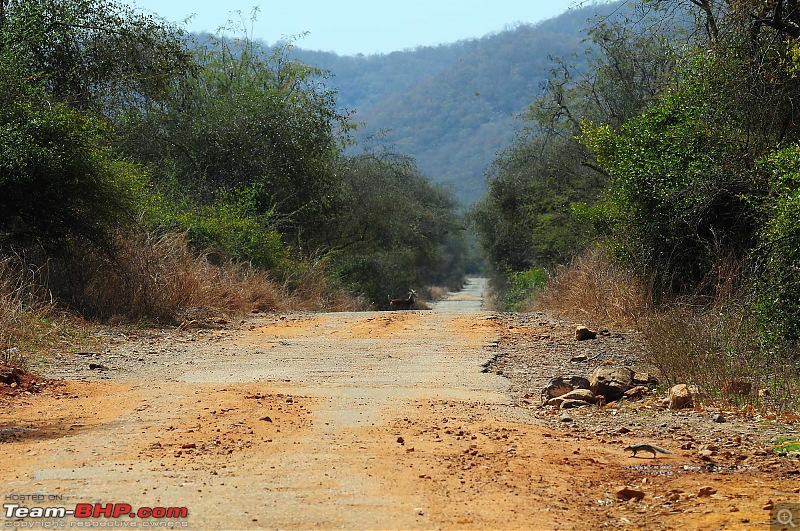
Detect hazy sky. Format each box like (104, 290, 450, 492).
(125, 0, 590, 56)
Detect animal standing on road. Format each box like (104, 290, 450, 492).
(389, 290, 417, 311)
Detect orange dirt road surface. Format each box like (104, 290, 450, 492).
(1, 279, 799, 530)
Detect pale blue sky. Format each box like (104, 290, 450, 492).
(125, 0, 593, 56)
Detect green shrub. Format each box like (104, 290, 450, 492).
(143, 188, 290, 271)
(332, 250, 419, 309)
(581, 59, 757, 296)
(753, 144, 800, 344)
(501, 266, 547, 311)
(0, 98, 141, 254)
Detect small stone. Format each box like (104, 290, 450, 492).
(763, 499, 774, 510)
(623, 385, 648, 399)
(541, 379, 573, 402)
(633, 372, 658, 385)
(180, 443, 197, 449)
(0, 364, 23, 385)
(559, 414, 573, 423)
(575, 326, 597, 341)
(570, 354, 588, 362)
(698, 486, 717, 497)
(712, 413, 726, 423)
(589, 365, 634, 400)
(259, 416, 273, 422)
(560, 399, 590, 409)
(559, 388, 596, 403)
(615, 486, 645, 501)
(397, 436, 405, 445)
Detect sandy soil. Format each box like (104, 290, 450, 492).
(1, 278, 799, 530)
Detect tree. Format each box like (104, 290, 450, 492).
(0, 0, 195, 115)
(474, 4, 681, 281)
(0, 93, 141, 255)
(115, 28, 350, 250)
(0, 0, 186, 256)
(326, 152, 466, 304)
(582, 57, 758, 294)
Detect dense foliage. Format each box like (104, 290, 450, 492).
(325, 152, 467, 305)
(582, 61, 756, 295)
(0, 0, 468, 320)
(472, 4, 682, 302)
(476, 0, 800, 354)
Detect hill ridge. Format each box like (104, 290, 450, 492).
(287, 2, 624, 204)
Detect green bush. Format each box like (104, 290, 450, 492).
(753, 144, 800, 344)
(581, 58, 757, 296)
(143, 188, 290, 271)
(332, 250, 419, 309)
(0, 97, 141, 255)
(501, 266, 547, 311)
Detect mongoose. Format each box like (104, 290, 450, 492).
(624, 443, 672, 458)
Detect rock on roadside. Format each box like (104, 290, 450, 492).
(589, 365, 634, 401)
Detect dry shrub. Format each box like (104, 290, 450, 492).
(640, 301, 749, 387)
(282, 260, 367, 312)
(427, 286, 450, 301)
(639, 261, 800, 411)
(0, 229, 365, 367)
(56, 231, 291, 323)
(528, 247, 652, 329)
(0, 256, 61, 370)
(66, 230, 366, 322)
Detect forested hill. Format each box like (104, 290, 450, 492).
(287, 2, 624, 204)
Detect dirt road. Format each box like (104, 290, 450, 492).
(2, 278, 800, 530)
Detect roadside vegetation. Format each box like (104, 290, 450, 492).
(0, 0, 469, 365)
(473, 0, 800, 410)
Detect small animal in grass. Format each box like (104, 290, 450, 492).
(624, 443, 672, 458)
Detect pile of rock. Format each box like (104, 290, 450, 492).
(540, 325, 701, 411)
(542, 364, 659, 409)
(542, 365, 701, 411)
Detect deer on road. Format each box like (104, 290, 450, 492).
(388, 290, 417, 311)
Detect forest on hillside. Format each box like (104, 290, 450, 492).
(289, 3, 623, 204)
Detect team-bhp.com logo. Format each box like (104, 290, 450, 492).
(4, 502, 188, 521)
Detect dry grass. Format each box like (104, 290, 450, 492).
(528, 247, 800, 411)
(426, 286, 450, 301)
(69, 231, 288, 322)
(527, 247, 652, 330)
(281, 259, 367, 313)
(0, 256, 64, 370)
(71, 230, 365, 322)
(0, 230, 366, 369)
